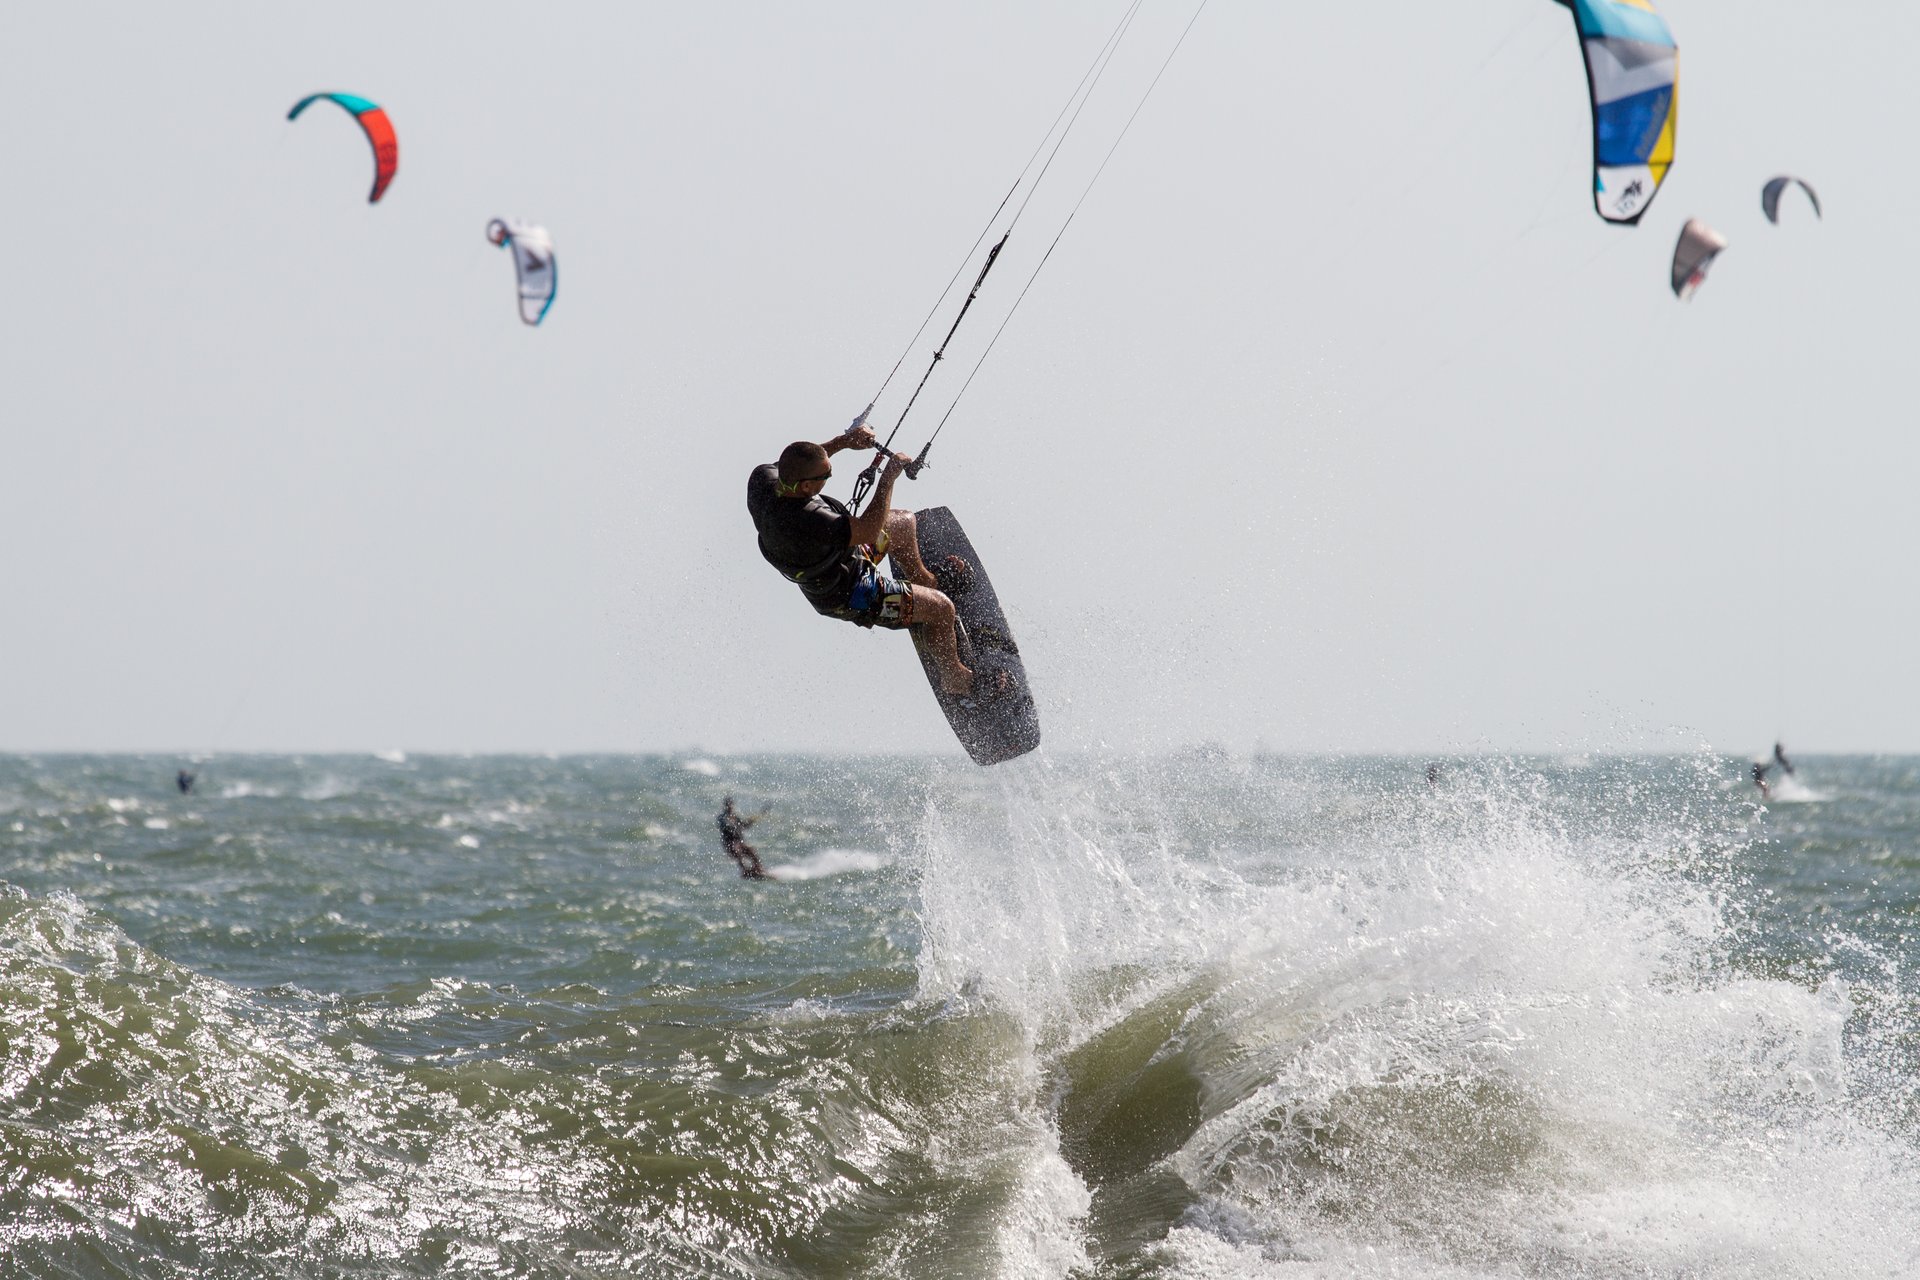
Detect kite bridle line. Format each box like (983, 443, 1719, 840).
(849, 0, 1149, 516)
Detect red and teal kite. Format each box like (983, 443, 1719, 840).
(287, 92, 398, 204)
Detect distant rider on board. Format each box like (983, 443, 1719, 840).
(716, 796, 770, 881)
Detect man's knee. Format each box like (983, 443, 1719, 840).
(913, 584, 954, 625)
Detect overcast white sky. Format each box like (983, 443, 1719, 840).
(2, 1, 1913, 756)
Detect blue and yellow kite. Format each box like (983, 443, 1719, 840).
(1557, 0, 1677, 225)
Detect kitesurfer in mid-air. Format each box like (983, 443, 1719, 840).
(1773, 742, 1795, 776)
(716, 796, 769, 881)
(746, 423, 1004, 701)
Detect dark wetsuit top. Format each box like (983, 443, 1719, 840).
(746, 464, 860, 611)
(717, 807, 752, 843)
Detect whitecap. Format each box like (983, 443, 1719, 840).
(769, 998, 835, 1024)
(680, 759, 721, 777)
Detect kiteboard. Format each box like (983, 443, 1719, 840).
(892, 507, 1039, 766)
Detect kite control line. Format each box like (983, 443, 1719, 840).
(846, 0, 1150, 516)
(849, 0, 1209, 509)
(915, 0, 1212, 469)
(850, 234, 1007, 513)
(857, 0, 1146, 417)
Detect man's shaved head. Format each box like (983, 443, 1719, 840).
(778, 441, 830, 485)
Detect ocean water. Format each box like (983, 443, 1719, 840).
(1, 752, 1917, 1279)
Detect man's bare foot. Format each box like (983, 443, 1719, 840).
(947, 667, 1014, 704)
(940, 664, 975, 698)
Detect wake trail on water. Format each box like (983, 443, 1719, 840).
(907, 754, 1920, 1278)
(765, 847, 889, 881)
(1767, 771, 1830, 804)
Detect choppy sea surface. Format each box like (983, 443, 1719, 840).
(2, 752, 1917, 1279)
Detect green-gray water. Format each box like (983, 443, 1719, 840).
(3, 752, 1917, 1277)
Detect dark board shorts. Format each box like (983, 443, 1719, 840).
(817, 548, 915, 630)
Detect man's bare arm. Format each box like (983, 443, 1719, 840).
(822, 424, 876, 456)
(847, 452, 908, 547)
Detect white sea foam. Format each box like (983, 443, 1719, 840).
(909, 755, 1920, 1279)
(769, 998, 835, 1024)
(991, 1121, 1093, 1279)
(680, 758, 722, 777)
(765, 847, 888, 880)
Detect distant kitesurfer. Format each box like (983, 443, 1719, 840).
(1425, 763, 1442, 787)
(176, 769, 196, 795)
(716, 796, 770, 881)
(1773, 742, 1795, 776)
(1751, 761, 1771, 801)
(746, 424, 1009, 703)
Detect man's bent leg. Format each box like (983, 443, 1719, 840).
(908, 585, 973, 697)
(882, 510, 937, 588)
